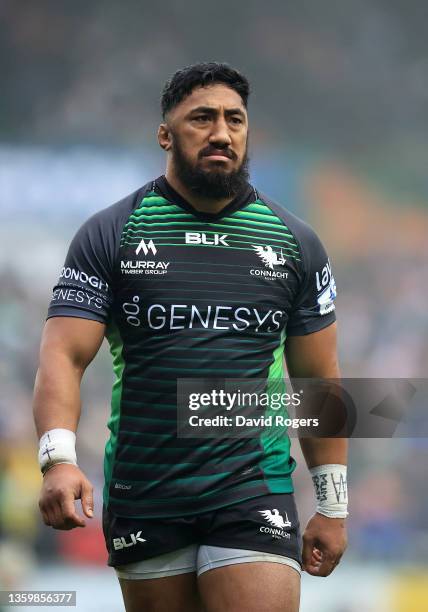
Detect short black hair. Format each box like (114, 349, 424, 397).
(161, 62, 250, 118)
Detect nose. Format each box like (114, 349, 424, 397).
(208, 117, 232, 147)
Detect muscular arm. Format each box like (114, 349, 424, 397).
(33, 317, 105, 435)
(285, 322, 348, 576)
(33, 317, 105, 529)
(285, 322, 347, 468)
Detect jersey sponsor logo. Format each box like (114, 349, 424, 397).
(136, 238, 157, 256)
(258, 508, 291, 539)
(316, 260, 336, 315)
(122, 299, 285, 332)
(121, 260, 170, 275)
(121, 239, 171, 275)
(59, 267, 109, 292)
(51, 287, 104, 309)
(250, 245, 288, 280)
(316, 260, 333, 292)
(113, 531, 146, 551)
(185, 232, 229, 246)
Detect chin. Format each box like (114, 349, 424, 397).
(200, 164, 234, 175)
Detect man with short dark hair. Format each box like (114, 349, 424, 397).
(34, 62, 348, 612)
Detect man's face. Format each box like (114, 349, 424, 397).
(159, 84, 249, 198)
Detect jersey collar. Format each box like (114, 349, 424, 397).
(154, 175, 256, 221)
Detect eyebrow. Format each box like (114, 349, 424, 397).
(187, 106, 246, 119)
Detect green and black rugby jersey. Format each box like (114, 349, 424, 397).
(47, 176, 337, 519)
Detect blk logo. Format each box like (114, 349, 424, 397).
(136, 239, 157, 256)
(113, 531, 146, 550)
(185, 232, 229, 246)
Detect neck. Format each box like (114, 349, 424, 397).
(165, 166, 237, 214)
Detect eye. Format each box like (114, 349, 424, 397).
(193, 114, 210, 122)
(230, 116, 243, 125)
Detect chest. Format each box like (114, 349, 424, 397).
(112, 219, 302, 336)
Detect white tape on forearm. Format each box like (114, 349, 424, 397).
(38, 428, 77, 474)
(309, 463, 348, 518)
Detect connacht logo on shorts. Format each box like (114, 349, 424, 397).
(258, 509, 291, 540)
(136, 238, 157, 256)
(259, 509, 291, 529)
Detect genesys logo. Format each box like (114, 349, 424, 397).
(316, 260, 336, 315)
(60, 267, 109, 292)
(121, 239, 170, 276)
(250, 245, 288, 280)
(122, 299, 286, 332)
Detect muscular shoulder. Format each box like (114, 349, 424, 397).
(47, 182, 152, 323)
(257, 191, 325, 261)
(257, 190, 337, 335)
(71, 185, 149, 265)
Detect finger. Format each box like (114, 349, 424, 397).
(59, 494, 86, 528)
(304, 553, 323, 574)
(81, 480, 94, 518)
(304, 545, 332, 576)
(39, 500, 52, 527)
(301, 535, 316, 571)
(48, 502, 68, 529)
(310, 552, 338, 577)
(304, 559, 324, 576)
(41, 507, 52, 527)
(308, 548, 323, 571)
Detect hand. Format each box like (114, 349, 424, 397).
(39, 463, 94, 530)
(302, 512, 347, 576)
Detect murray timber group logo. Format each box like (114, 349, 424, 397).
(120, 239, 170, 276)
(258, 508, 292, 539)
(136, 238, 157, 256)
(250, 245, 288, 281)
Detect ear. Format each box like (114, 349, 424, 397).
(158, 123, 172, 151)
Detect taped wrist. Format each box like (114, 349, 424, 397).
(309, 463, 348, 518)
(38, 428, 77, 475)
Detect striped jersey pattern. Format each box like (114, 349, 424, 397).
(48, 176, 336, 518)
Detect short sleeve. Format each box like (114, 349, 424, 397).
(286, 226, 337, 336)
(47, 212, 115, 323)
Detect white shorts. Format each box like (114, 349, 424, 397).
(115, 544, 302, 580)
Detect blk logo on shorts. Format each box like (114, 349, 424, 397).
(113, 531, 147, 550)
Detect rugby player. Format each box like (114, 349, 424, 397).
(33, 63, 348, 612)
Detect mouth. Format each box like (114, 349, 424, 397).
(200, 148, 235, 162)
(203, 154, 231, 162)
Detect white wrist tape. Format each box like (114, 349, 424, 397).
(309, 463, 348, 518)
(38, 429, 77, 475)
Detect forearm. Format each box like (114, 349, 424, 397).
(33, 351, 83, 438)
(299, 437, 348, 469)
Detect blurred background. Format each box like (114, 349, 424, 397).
(0, 1, 427, 610)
